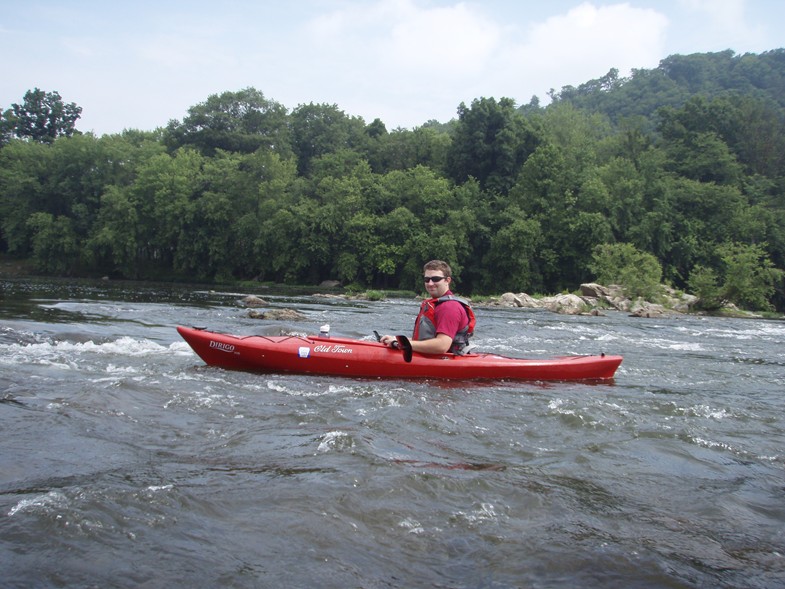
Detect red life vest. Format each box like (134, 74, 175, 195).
(412, 294, 476, 354)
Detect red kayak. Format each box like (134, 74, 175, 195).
(177, 326, 622, 381)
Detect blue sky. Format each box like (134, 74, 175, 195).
(2, 0, 784, 135)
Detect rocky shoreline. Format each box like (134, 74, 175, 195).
(481, 283, 768, 319)
(487, 283, 696, 317)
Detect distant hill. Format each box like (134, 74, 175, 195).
(539, 49, 785, 125)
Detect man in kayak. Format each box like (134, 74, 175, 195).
(380, 260, 476, 355)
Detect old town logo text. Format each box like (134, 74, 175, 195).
(313, 344, 353, 354)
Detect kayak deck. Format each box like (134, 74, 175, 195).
(177, 326, 622, 381)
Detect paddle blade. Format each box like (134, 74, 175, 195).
(396, 335, 413, 363)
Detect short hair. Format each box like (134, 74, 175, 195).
(423, 260, 452, 278)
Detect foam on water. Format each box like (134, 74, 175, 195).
(317, 431, 355, 453)
(0, 336, 193, 369)
(8, 490, 70, 517)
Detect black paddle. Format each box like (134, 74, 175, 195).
(396, 335, 413, 363)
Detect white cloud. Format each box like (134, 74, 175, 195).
(384, 2, 501, 74)
(678, 0, 766, 51)
(508, 3, 669, 86)
(303, 0, 500, 75)
(293, 0, 504, 123)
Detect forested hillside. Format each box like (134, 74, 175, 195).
(1, 50, 784, 310)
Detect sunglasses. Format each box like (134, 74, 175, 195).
(423, 276, 447, 283)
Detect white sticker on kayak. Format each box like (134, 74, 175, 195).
(298, 347, 311, 358)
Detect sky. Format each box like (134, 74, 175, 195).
(2, 0, 784, 136)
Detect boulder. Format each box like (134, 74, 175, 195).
(660, 287, 699, 313)
(499, 292, 542, 308)
(629, 299, 673, 318)
(242, 295, 267, 307)
(498, 293, 520, 307)
(248, 308, 307, 321)
(516, 293, 542, 308)
(579, 283, 630, 311)
(608, 295, 631, 312)
(580, 283, 611, 298)
(498, 292, 525, 307)
(543, 293, 589, 315)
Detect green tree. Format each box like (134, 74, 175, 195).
(590, 243, 663, 300)
(342, 207, 420, 287)
(0, 129, 164, 264)
(44, 134, 127, 238)
(539, 102, 612, 173)
(289, 102, 369, 176)
(717, 242, 782, 311)
(164, 87, 291, 156)
(26, 212, 80, 274)
(593, 158, 646, 240)
(687, 265, 724, 310)
(86, 186, 139, 277)
(0, 139, 50, 253)
(663, 130, 743, 185)
(658, 96, 745, 185)
(728, 95, 785, 178)
(375, 165, 453, 219)
(649, 175, 749, 283)
(125, 148, 206, 274)
(368, 126, 451, 174)
(447, 97, 540, 194)
(510, 135, 613, 290)
(1, 88, 81, 144)
(256, 207, 307, 282)
(233, 150, 299, 280)
(174, 190, 234, 281)
(480, 206, 542, 293)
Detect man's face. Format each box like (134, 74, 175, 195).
(423, 270, 450, 298)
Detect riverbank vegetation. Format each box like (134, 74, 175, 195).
(1, 50, 784, 311)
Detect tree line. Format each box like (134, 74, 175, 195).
(1, 50, 784, 311)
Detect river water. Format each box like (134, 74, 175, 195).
(1, 278, 783, 588)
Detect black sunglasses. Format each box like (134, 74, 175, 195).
(423, 276, 447, 283)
